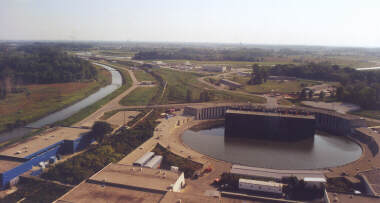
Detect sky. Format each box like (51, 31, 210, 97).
(1, 0, 380, 47)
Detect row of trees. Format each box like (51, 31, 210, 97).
(269, 63, 380, 109)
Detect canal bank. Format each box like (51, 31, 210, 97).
(0, 63, 122, 144)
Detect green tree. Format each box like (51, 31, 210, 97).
(91, 121, 113, 143)
(186, 89, 193, 102)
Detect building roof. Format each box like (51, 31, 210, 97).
(231, 164, 326, 180)
(160, 192, 220, 203)
(239, 179, 283, 187)
(0, 159, 24, 173)
(303, 177, 326, 183)
(226, 109, 315, 120)
(359, 169, 380, 196)
(55, 182, 164, 203)
(0, 127, 89, 158)
(89, 163, 181, 192)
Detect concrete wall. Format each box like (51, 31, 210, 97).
(352, 130, 379, 156)
(172, 172, 185, 192)
(184, 105, 367, 137)
(225, 112, 315, 141)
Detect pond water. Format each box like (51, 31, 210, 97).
(182, 124, 362, 170)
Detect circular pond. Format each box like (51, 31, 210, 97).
(182, 123, 362, 170)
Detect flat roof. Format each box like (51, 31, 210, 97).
(239, 179, 283, 187)
(89, 163, 181, 192)
(0, 159, 24, 173)
(231, 165, 325, 180)
(303, 177, 326, 183)
(0, 127, 89, 158)
(55, 182, 164, 203)
(0, 127, 90, 158)
(160, 192, 220, 203)
(359, 169, 380, 195)
(226, 109, 315, 119)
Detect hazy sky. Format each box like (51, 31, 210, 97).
(1, 0, 380, 47)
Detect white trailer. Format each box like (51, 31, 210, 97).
(238, 178, 283, 195)
(133, 152, 155, 167)
(144, 155, 163, 169)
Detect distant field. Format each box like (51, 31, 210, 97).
(133, 69, 155, 81)
(149, 59, 291, 67)
(152, 68, 265, 103)
(120, 86, 159, 106)
(229, 76, 320, 93)
(0, 66, 111, 133)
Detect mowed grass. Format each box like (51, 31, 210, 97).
(120, 86, 159, 106)
(229, 76, 320, 93)
(133, 69, 155, 81)
(152, 68, 205, 103)
(0, 66, 111, 132)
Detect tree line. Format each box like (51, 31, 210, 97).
(268, 63, 380, 109)
(0, 45, 98, 99)
(133, 48, 272, 61)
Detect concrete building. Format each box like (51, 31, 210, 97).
(220, 79, 243, 89)
(0, 127, 92, 189)
(202, 65, 227, 73)
(239, 178, 283, 195)
(54, 163, 186, 203)
(231, 164, 325, 182)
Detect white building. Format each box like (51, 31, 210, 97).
(238, 178, 283, 195)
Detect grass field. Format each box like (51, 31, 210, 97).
(153, 68, 265, 103)
(0, 65, 111, 133)
(152, 68, 206, 103)
(120, 86, 159, 106)
(133, 69, 156, 81)
(229, 76, 320, 93)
